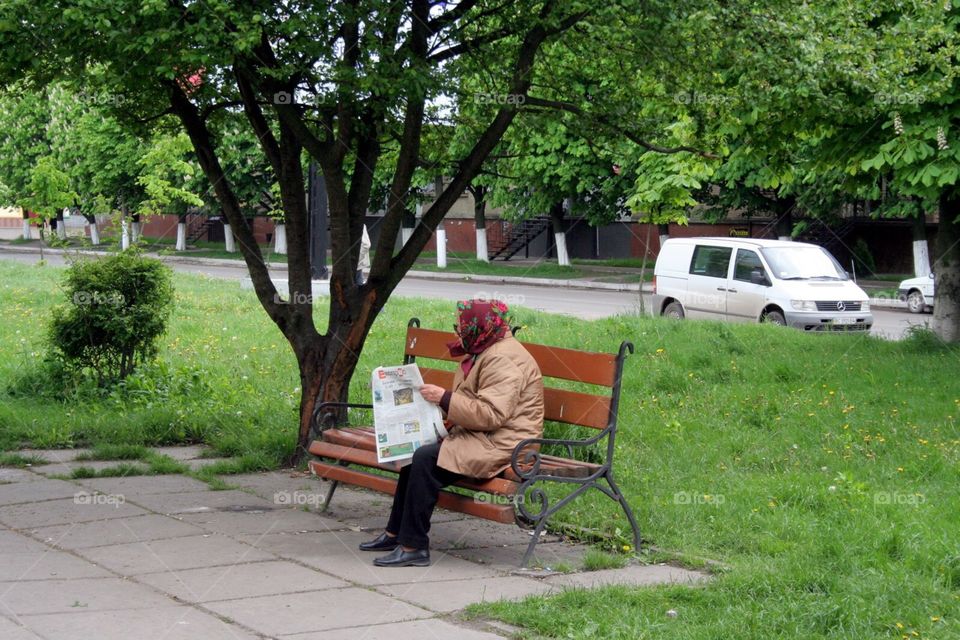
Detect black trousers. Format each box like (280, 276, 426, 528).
(386, 442, 464, 549)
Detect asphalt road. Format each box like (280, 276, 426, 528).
(0, 249, 930, 339)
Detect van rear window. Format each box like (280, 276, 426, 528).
(690, 245, 732, 278)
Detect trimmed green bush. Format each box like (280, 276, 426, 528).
(48, 252, 173, 384)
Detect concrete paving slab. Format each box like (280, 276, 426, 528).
(30, 514, 206, 550)
(0, 551, 111, 581)
(378, 575, 556, 613)
(430, 518, 558, 550)
(0, 530, 52, 553)
(0, 577, 175, 615)
(73, 474, 210, 496)
(225, 470, 323, 502)
(285, 618, 508, 640)
(0, 496, 149, 528)
(0, 479, 83, 507)
(244, 530, 506, 587)
(0, 616, 44, 640)
(0, 469, 42, 483)
(204, 587, 432, 636)
(75, 533, 275, 575)
(543, 563, 710, 589)
(32, 460, 151, 478)
(17, 449, 92, 463)
(178, 507, 346, 536)
(150, 445, 210, 461)
(128, 489, 276, 515)
(448, 540, 585, 571)
(19, 605, 260, 640)
(136, 559, 348, 603)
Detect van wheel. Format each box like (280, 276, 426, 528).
(763, 310, 786, 326)
(663, 302, 685, 319)
(906, 290, 925, 314)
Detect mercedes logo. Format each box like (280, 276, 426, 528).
(836, 301, 846, 311)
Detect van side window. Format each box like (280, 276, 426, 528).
(733, 249, 764, 282)
(690, 245, 732, 278)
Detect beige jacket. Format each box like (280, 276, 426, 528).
(437, 335, 545, 478)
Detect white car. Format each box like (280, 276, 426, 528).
(898, 274, 935, 314)
(651, 237, 873, 331)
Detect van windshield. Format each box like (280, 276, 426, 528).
(760, 246, 848, 281)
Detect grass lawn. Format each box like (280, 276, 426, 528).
(1, 258, 958, 638)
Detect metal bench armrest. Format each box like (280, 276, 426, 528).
(509, 428, 612, 481)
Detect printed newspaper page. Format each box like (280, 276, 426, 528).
(371, 364, 447, 464)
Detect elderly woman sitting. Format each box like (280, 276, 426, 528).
(359, 299, 545, 567)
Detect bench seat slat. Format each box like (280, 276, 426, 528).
(308, 460, 516, 524)
(315, 428, 601, 479)
(311, 440, 520, 496)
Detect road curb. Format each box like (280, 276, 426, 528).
(0, 244, 651, 293)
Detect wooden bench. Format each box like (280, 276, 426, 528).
(308, 318, 641, 566)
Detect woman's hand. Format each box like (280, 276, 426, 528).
(419, 384, 446, 404)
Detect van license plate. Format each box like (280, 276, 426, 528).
(833, 317, 857, 325)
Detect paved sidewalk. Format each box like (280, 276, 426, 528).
(0, 448, 708, 639)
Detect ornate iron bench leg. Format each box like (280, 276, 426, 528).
(521, 514, 550, 568)
(320, 460, 350, 512)
(605, 472, 642, 551)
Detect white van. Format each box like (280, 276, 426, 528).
(651, 237, 873, 331)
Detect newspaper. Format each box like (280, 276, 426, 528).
(371, 364, 447, 464)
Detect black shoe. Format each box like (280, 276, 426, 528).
(359, 532, 399, 552)
(373, 546, 431, 567)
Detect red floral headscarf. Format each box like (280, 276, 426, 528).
(447, 299, 510, 376)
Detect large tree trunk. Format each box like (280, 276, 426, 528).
(657, 223, 670, 252)
(550, 200, 570, 266)
(472, 184, 489, 262)
(932, 192, 960, 342)
(130, 213, 141, 243)
(775, 201, 793, 241)
(912, 209, 931, 277)
(176, 214, 187, 251)
(21, 209, 31, 240)
(56, 209, 66, 240)
(84, 213, 100, 245)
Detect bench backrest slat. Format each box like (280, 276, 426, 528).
(420, 364, 611, 430)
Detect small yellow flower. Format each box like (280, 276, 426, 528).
(896, 622, 904, 630)
(897, 467, 904, 472)
(931, 616, 941, 622)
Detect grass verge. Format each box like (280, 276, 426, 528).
(1, 258, 958, 639)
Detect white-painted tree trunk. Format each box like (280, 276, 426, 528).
(224, 223, 236, 252)
(659, 233, 670, 249)
(88, 221, 100, 246)
(476, 227, 489, 262)
(273, 223, 287, 254)
(554, 231, 570, 266)
(777, 235, 792, 242)
(130, 221, 141, 243)
(120, 220, 130, 250)
(436, 227, 447, 268)
(56, 220, 66, 240)
(176, 222, 187, 251)
(22, 219, 31, 240)
(913, 239, 931, 277)
(401, 227, 413, 247)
